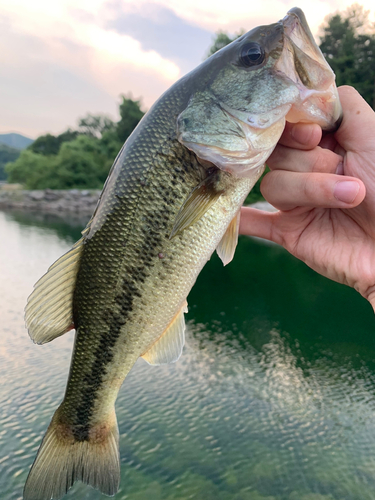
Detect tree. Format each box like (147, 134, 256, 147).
(5, 95, 147, 189)
(0, 144, 20, 180)
(319, 4, 375, 108)
(206, 30, 244, 59)
(116, 95, 145, 143)
(28, 129, 79, 156)
(78, 114, 115, 139)
(49, 135, 108, 189)
(6, 150, 57, 188)
(6, 136, 109, 189)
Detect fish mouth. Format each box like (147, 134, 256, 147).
(278, 8, 343, 131)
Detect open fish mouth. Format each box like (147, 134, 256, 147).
(177, 7, 343, 179)
(280, 7, 342, 131)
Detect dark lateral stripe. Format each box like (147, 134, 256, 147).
(71, 205, 169, 440)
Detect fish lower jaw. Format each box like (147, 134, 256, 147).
(286, 85, 342, 130)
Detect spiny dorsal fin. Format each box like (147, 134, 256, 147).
(169, 171, 224, 239)
(25, 236, 85, 344)
(216, 209, 240, 266)
(141, 301, 188, 365)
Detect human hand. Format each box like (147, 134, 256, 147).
(239, 86, 375, 311)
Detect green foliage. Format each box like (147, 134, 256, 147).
(49, 135, 109, 189)
(0, 143, 20, 180)
(78, 113, 115, 138)
(6, 97, 145, 190)
(117, 95, 145, 143)
(206, 30, 244, 58)
(99, 129, 123, 173)
(6, 136, 108, 189)
(28, 129, 78, 156)
(319, 4, 375, 108)
(6, 150, 57, 188)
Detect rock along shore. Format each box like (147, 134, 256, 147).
(0, 187, 276, 217)
(0, 187, 101, 215)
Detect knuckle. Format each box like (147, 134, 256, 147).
(302, 173, 313, 199)
(310, 150, 339, 174)
(302, 172, 331, 203)
(267, 146, 287, 170)
(311, 151, 328, 173)
(303, 172, 320, 201)
(260, 171, 276, 197)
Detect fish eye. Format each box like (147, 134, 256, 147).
(239, 42, 265, 67)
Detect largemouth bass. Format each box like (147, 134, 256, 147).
(24, 8, 342, 500)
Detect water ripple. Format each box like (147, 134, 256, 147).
(2, 210, 375, 500)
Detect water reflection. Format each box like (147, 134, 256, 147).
(5, 209, 90, 244)
(1, 209, 375, 500)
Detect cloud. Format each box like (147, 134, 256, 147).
(1, 0, 180, 87)
(0, 0, 181, 136)
(0, 0, 374, 137)
(107, 3, 213, 73)
(0, 22, 116, 137)
(116, 0, 374, 37)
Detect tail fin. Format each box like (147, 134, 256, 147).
(23, 406, 120, 500)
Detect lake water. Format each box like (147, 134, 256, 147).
(1, 208, 375, 500)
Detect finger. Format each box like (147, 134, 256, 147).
(260, 170, 366, 211)
(239, 206, 280, 243)
(268, 145, 343, 174)
(319, 133, 337, 151)
(336, 86, 375, 153)
(278, 122, 322, 150)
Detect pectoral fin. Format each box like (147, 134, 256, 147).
(216, 209, 241, 266)
(170, 171, 224, 238)
(141, 301, 188, 365)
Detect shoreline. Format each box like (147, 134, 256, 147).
(0, 188, 101, 215)
(0, 188, 276, 217)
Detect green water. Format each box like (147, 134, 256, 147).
(1, 208, 375, 500)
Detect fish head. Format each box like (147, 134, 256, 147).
(177, 8, 342, 177)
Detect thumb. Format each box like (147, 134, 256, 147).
(239, 206, 280, 244)
(336, 86, 375, 153)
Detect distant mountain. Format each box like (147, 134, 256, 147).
(0, 133, 33, 150)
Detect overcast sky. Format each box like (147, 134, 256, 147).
(1, 0, 374, 139)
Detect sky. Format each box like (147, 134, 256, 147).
(0, 0, 374, 139)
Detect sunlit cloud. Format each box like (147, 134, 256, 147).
(115, 0, 374, 36)
(0, 0, 180, 136)
(0, 0, 374, 137)
(0, 0, 180, 87)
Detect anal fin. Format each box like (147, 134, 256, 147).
(141, 301, 188, 365)
(216, 209, 240, 266)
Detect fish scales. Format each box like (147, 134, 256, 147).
(24, 8, 342, 500)
(60, 83, 252, 438)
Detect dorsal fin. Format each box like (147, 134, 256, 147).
(141, 302, 188, 365)
(216, 209, 240, 266)
(25, 237, 85, 344)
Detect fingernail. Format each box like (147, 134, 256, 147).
(335, 162, 344, 175)
(334, 181, 359, 203)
